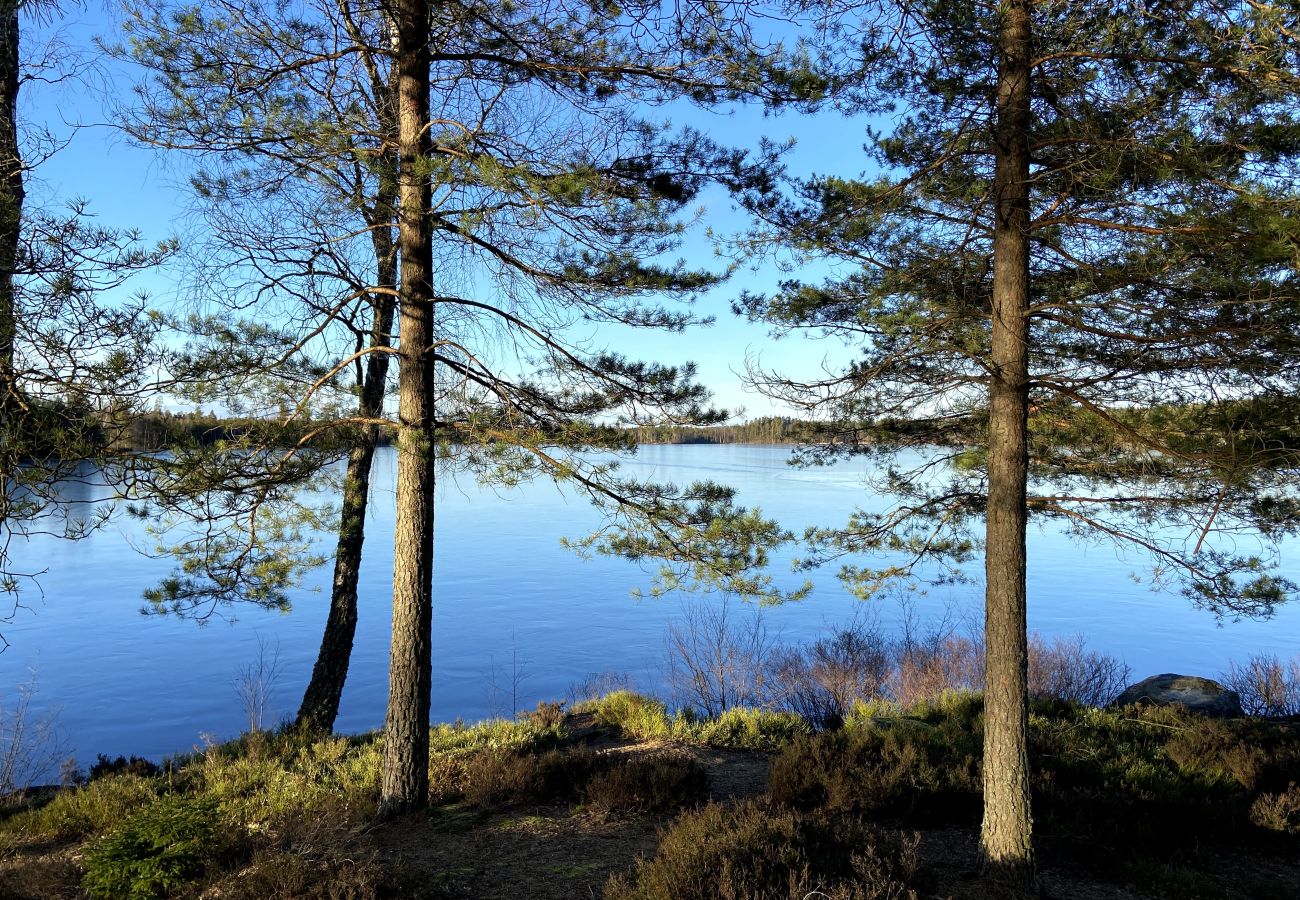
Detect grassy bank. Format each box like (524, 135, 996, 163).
(1, 691, 1297, 899)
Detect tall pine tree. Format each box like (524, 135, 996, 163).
(739, 0, 1300, 886)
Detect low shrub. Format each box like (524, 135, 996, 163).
(605, 799, 918, 900)
(892, 633, 983, 708)
(206, 845, 391, 900)
(428, 718, 566, 755)
(81, 794, 233, 900)
(1223, 654, 1300, 718)
(768, 718, 981, 825)
(1028, 634, 1131, 707)
(692, 708, 811, 750)
(192, 734, 381, 836)
(1029, 705, 1300, 877)
(1165, 719, 1266, 789)
(523, 700, 566, 729)
(1, 772, 160, 843)
(459, 748, 599, 807)
(88, 754, 162, 782)
(1250, 783, 1300, 834)
(768, 617, 893, 729)
(587, 692, 672, 741)
(584, 752, 708, 817)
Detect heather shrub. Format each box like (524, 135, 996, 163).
(605, 800, 918, 900)
(584, 752, 708, 817)
(459, 748, 599, 807)
(207, 845, 390, 900)
(1165, 719, 1266, 789)
(1250, 783, 1300, 834)
(523, 700, 566, 729)
(1029, 705, 1300, 878)
(768, 719, 981, 825)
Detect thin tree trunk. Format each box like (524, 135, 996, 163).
(379, 0, 434, 816)
(981, 0, 1036, 891)
(295, 233, 396, 733)
(0, 2, 22, 438)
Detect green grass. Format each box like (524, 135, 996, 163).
(582, 691, 812, 750)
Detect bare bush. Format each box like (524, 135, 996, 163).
(768, 613, 893, 727)
(487, 637, 531, 719)
(892, 623, 984, 707)
(235, 635, 284, 733)
(1222, 653, 1300, 718)
(1028, 633, 1132, 707)
(666, 597, 776, 717)
(0, 671, 65, 800)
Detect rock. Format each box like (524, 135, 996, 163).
(1112, 673, 1243, 717)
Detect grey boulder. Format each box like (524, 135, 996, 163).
(1112, 673, 1243, 717)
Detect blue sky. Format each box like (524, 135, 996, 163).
(23, 4, 872, 420)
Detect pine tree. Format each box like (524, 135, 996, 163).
(738, 0, 1300, 887)
(0, 0, 171, 642)
(121, 0, 803, 811)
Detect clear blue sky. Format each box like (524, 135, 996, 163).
(23, 4, 872, 420)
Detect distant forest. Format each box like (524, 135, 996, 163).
(116, 412, 818, 450)
(629, 416, 813, 445)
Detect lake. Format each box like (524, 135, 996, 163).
(2, 443, 1298, 771)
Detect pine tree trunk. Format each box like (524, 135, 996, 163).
(981, 0, 1036, 891)
(295, 231, 396, 734)
(0, 2, 22, 437)
(379, 0, 434, 816)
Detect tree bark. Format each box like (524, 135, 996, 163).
(295, 230, 396, 733)
(981, 0, 1036, 891)
(379, 0, 434, 816)
(0, 1, 22, 437)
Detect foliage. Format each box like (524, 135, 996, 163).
(1, 773, 160, 844)
(89, 754, 162, 782)
(664, 597, 777, 717)
(81, 794, 227, 900)
(770, 693, 1300, 885)
(585, 692, 674, 742)
(1028, 634, 1132, 708)
(1250, 783, 1300, 835)
(605, 799, 918, 900)
(1223, 654, 1300, 718)
(770, 707, 983, 825)
(738, 0, 1300, 615)
(693, 708, 811, 750)
(584, 752, 708, 818)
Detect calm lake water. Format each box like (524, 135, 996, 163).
(3, 444, 1298, 770)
